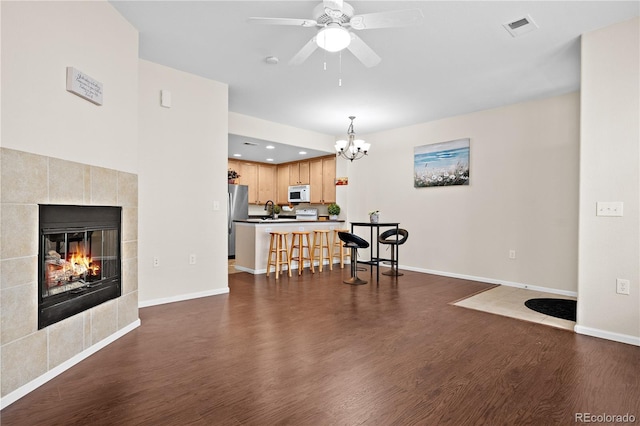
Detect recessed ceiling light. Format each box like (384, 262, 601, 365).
(266, 145, 275, 149)
(299, 151, 307, 155)
(266, 158, 274, 162)
(233, 153, 242, 157)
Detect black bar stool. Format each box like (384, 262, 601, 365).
(338, 232, 370, 285)
(378, 228, 409, 276)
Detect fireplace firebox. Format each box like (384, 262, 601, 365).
(38, 205, 122, 329)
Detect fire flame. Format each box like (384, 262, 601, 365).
(69, 252, 100, 276)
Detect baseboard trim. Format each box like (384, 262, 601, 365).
(138, 287, 230, 308)
(234, 260, 333, 276)
(400, 265, 578, 297)
(0, 319, 141, 410)
(574, 325, 640, 347)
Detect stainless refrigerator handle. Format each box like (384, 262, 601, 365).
(228, 192, 233, 233)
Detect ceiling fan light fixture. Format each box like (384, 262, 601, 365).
(316, 25, 351, 52)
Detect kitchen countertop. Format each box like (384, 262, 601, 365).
(234, 219, 347, 274)
(236, 219, 344, 224)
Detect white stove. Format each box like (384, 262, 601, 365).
(295, 208, 318, 221)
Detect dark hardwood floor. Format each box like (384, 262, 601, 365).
(2, 267, 639, 425)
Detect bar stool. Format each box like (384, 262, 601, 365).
(289, 231, 314, 275)
(338, 232, 369, 285)
(311, 229, 332, 272)
(331, 228, 351, 269)
(266, 231, 291, 279)
(378, 228, 409, 276)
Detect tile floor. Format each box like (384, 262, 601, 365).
(453, 285, 577, 331)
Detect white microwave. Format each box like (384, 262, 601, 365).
(288, 185, 310, 203)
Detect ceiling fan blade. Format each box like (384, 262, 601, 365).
(288, 37, 319, 66)
(347, 33, 381, 68)
(247, 17, 318, 27)
(349, 9, 424, 30)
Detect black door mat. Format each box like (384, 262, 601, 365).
(524, 298, 576, 321)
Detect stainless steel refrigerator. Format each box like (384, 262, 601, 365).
(228, 184, 249, 258)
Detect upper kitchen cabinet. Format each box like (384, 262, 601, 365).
(230, 160, 276, 204)
(309, 156, 336, 204)
(228, 159, 242, 183)
(258, 164, 276, 204)
(240, 162, 258, 203)
(289, 161, 310, 185)
(277, 163, 290, 205)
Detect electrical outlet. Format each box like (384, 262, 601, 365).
(509, 250, 516, 259)
(189, 254, 197, 265)
(153, 257, 160, 267)
(213, 200, 220, 211)
(616, 278, 630, 295)
(597, 201, 624, 217)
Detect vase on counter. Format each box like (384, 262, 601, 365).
(369, 213, 379, 223)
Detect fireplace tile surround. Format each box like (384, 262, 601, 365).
(0, 148, 139, 398)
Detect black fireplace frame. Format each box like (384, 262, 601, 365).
(38, 204, 122, 329)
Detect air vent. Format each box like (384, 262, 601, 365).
(503, 14, 538, 37)
(243, 141, 259, 146)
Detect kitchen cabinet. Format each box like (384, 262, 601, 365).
(309, 156, 336, 204)
(231, 161, 276, 204)
(258, 164, 276, 204)
(289, 161, 310, 185)
(228, 159, 242, 183)
(276, 164, 290, 204)
(240, 162, 258, 203)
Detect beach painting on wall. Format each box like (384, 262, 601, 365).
(414, 138, 470, 187)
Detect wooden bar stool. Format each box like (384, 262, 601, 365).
(311, 229, 332, 272)
(266, 231, 291, 279)
(331, 228, 351, 269)
(289, 231, 314, 275)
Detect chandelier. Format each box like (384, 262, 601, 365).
(335, 116, 370, 162)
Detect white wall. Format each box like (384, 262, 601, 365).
(138, 60, 229, 305)
(577, 17, 639, 344)
(1, 1, 138, 173)
(229, 112, 335, 153)
(346, 93, 580, 294)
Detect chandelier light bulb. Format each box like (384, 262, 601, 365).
(335, 139, 348, 151)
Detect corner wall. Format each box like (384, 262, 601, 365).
(577, 17, 639, 344)
(138, 60, 229, 306)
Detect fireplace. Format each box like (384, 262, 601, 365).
(38, 204, 122, 329)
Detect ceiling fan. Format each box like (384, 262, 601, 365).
(248, 0, 424, 68)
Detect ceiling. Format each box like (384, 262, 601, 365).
(228, 134, 333, 164)
(110, 1, 638, 162)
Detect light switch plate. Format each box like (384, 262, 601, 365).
(596, 202, 623, 217)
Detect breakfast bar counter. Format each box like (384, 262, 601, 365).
(234, 220, 345, 274)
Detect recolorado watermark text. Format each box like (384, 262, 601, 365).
(575, 412, 636, 423)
